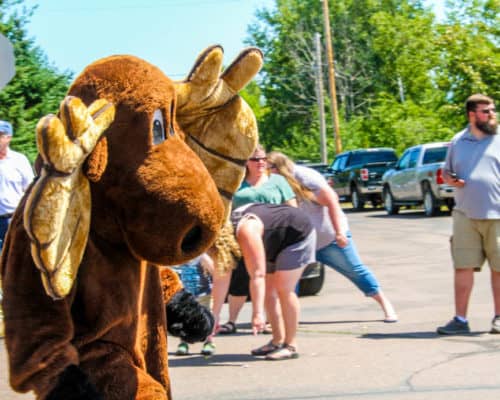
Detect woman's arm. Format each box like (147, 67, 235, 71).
(315, 186, 349, 248)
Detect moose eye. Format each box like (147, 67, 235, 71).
(152, 109, 165, 145)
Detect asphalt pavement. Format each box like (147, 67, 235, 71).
(2, 207, 500, 399)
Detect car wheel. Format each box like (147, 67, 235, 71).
(423, 183, 440, 216)
(298, 264, 325, 296)
(351, 186, 365, 211)
(383, 187, 399, 215)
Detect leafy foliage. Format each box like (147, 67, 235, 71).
(0, 0, 71, 162)
(247, 0, 499, 160)
(1, 0, 498, 164)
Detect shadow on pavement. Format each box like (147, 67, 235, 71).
(300, 319, 381, 325)
(343, 208, 381, 214)
(168, 352, 257, 367)
(360, 331, 486, 339)
(367, 209, 452, 219)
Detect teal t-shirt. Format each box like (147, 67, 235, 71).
(232, 174, 295, 209)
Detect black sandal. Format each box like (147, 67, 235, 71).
(218, 321, 237, 335)
(251, 341, 282, 356)
(265, 344, 299, 361)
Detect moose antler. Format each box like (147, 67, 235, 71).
(24, 96, 115, 299)
(175, 45, 263, 219)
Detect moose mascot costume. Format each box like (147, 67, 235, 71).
(0, 45, 262, 399)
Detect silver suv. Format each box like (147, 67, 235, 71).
(382, 142, 455, 216)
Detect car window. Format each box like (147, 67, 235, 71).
(350, 151, 397, 165)
(397, 151, 411, 169)
(331, 157, 341, 171)
(332, 155, 347, 171)
(332, 150, 397, 170)
(422, 146, 448, 164)
(338, 156, 348, 170)
(408, 149, 420, 168)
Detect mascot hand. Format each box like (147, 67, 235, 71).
(46, 365, 103, 400)
(175, 45, 263, 217)
(166, 289, 214, 343)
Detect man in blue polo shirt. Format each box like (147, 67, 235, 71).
(0, 120, 34, 252)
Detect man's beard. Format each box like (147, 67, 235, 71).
(476, 119, 498, 135)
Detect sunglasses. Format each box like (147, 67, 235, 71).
(477, 108, 496, 115)
(249, 157, 267, 162)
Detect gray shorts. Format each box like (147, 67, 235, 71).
(267, 230, 317, 274)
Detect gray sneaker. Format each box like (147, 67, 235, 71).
(491, 316, 500, 334)
(437, 317, 470, 335)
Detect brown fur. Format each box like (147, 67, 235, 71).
(1, 55, 225, 399)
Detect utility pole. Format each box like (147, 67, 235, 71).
(314, 32, 327, 164)
(321, 0, 342, 154)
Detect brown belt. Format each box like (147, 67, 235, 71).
(0, 213, 13, 219)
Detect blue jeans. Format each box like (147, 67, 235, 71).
(0, 217, 10, 253)
(316, 231, 380, 297)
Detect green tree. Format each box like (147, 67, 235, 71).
(434, 0, 499, 128)
(0, 0, 71, 162)
(240, 80, 268, 122)
(247, 0, 322, 156)
(247, 0, 499, 161)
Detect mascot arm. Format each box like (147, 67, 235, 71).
(160, 267, 214, 343)
(45, 365, 102, 400)
(0, 213, 88, 399)
(0, 96, 111, 398)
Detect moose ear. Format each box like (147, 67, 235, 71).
(83, 137, 108, 182)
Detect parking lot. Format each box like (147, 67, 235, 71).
(2, 207, 500, 399)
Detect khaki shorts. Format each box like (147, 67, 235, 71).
(451, 210, 500, 272)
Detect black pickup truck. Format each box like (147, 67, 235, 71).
(328, 148, 398, 210)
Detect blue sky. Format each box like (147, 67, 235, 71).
(22, 0, 274, 78)
(21, 0, 443, 79)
